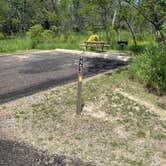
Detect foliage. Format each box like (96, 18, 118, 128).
(27, 24, 43, 47)
(59, 34, 67, 42)
(161, 22, 166, 38)
(0, 36, 32, 53)
(67, 35, 77, 43)
(0, 0, 165, 45)
(108, 26, 116, 44)
(0, 31, 157, 53)
(27, 24, 55, 48)
(41, 30, 54, 42)
(50, 25, 58, 33)
(124, 0, 166, 43)
(0, 32, 5, 40)
(129, 45, 147, 53)
(129, 45, 166, 93)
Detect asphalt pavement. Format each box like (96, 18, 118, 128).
(0, 50, 128, 104)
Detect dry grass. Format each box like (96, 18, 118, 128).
(1, 70, 166, 165)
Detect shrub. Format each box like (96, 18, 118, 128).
(59, 34, 67, 42)
(129, 45, 166, 93)
(50, 25, 58, 33)
(41, 30, 54, 42)
(27, 24, 43, 39)
(27, 24, 55, 48)
(67, 35, 76, 43)
(161, 23, 166, 39)
(129, 45, 146, 53)
(27, 24, 43, 48)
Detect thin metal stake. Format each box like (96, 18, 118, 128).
(76, 55, 83, 114)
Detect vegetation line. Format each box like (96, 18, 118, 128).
(115, 89, 166, 120)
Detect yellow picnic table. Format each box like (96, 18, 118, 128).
(80, 41, 110, 51)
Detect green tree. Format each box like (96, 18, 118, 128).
(124, 0, 166, 43)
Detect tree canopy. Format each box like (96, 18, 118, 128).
(0, 0, 165, 43)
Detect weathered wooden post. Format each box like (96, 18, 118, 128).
(76, 55, 83, 114)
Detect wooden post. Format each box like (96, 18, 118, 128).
(76, 56, 83, 114)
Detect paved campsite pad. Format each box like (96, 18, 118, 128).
(0, 70, 165, 166)
(0, 50, 129, 104)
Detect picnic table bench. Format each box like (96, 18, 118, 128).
(80, 41, 110, 51)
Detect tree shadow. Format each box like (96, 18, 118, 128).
(0, 139, 95, 166)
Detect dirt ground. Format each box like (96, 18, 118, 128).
(0, 55, 165, 165)
(0, 108, 96, 166)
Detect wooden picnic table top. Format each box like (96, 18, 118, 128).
(80, 40, 110, 51)
(85, 41, 107, 44)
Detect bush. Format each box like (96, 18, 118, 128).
(161, 23, 166, 39)
(27, 24, 43, 48)
(50, 25, 58, 33)
(129, 45, 146, 53)
(129, 45, 166, 93)
(59, 34, 67, 42)
(67, 35, 76, 43)
(27, 24, 55, 48)
(41, 30, 54, 42)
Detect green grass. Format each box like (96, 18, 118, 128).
(137, 130, 146, 138)
(0, 36, 32, 53)
(0, 31, 157, 53)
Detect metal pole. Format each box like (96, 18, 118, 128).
(76, 55, 83, 114)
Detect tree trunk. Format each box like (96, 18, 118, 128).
(50, 0, 58, 14)
(21, 0, 27, 33)
(117, 29, 121, 41)
(112, 10, 117, 27)
(155, 26, 166, 44)
(125, 19, 137, 46)
(100, 7, 109, 42)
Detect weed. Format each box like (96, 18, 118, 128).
(137, 130, 146, 138)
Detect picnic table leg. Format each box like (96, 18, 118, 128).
(121, 45, 124, 50)
(95, 44, 97, 51)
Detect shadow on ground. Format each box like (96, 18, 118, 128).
(0, 139, 96, 166)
